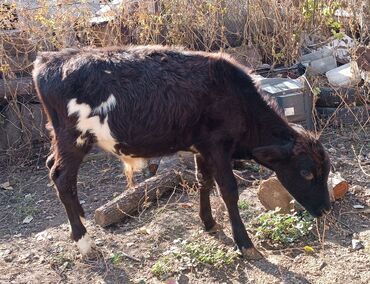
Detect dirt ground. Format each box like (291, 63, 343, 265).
(0, 125, 369, 284)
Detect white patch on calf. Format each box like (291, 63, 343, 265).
(92, 94, 117, 116)
(67, 98, 117, 152)
(67, 97, 148, 186)
(76, 136, 86, 146)
(76, 233, 93, 256)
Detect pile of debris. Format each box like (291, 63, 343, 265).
(226, 34, 369, 129)
(301, 35, 369, 126)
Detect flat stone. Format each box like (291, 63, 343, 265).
(257, 177, 295, 213)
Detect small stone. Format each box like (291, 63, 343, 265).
(60, 261, 69, 271)
(22, 215, 33, 224)
(353, 204, 365, 209)
(39, 255, 45, 264)
(352, 239, 364, 250)
(319, 261, 327, 270)
(20, 252, 34, 263)
(80, 200, 86, 204)
(4, 255, 14, 262)
(0, 249, 11, 258)
(351, 185, 363, 194)
(328, 148, 337, 154)
(294, 254, 303, 263)
(0, 182, 13, 190)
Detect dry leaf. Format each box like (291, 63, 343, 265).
(303, 245, 315, 253)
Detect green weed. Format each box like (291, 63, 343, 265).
(238, 199, 250, 211)
(151, 256, 173, 278)
(255, 209, 314, 244)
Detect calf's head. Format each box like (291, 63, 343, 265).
(252, 133, 331, 217)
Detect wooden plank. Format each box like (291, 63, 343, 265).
(0, 77, 34, 99)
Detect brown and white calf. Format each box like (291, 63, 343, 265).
(33, 45, 331, 259)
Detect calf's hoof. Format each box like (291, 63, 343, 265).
(241, 247, 264, 260)
(206, 222, 223, 234)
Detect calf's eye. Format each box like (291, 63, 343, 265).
(300, 170, 314, 180)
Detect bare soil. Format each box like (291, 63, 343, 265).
(0, 126, 369, 284)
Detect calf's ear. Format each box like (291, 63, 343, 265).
(252, 144, 291, 170)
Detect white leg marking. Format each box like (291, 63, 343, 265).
(76, 233, 93, 256)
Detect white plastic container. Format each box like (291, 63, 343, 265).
(326, 62, 362, 87)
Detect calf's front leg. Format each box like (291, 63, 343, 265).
(202, 148, 263, 260)
(49, 135, 94, 257)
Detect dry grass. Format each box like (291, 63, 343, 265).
(0, 0, 368, 162)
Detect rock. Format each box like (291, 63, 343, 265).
(257, 177, 295, 213)
(0, 181, 13, 190)
(351, 185, 363, 194)
(4, 255, 14, 263)
(353, 204, 365, 209)
(351, 239, 364, 250)
(22, 215, 33, 224)
(319, 261, 327, 270)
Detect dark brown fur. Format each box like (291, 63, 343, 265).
(33, 45, 331, 256)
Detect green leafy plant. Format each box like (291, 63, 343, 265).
(109, 252, 124, 265)
(183, 240, 237, 267)
(255, 209, 314, 244)
(238, 199, 250, 211)
(151, 256, 173, 278)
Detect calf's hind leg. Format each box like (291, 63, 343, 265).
(49, 132, 93, 256)
(195, 154, 220, 232)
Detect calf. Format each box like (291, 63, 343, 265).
(33, 45, 331, 259)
